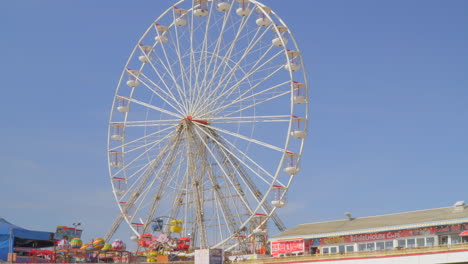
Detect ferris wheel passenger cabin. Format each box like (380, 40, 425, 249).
(126, 69, 140, 87)
(284, 152, 300, 175)
(236, 0, 252, 17)
(271, 185, 288, 208)
(291, 116, 307, 139)
(194, 0, 209, 17)
(154, 24, 169, 44)
(285, 50, 301, 72)
(216, 1, 231, 12)
(174, 7, 188, 27)
(272, 26, 289, 47)
(255, 6, 272, 27)
(138, 44, 153, 63)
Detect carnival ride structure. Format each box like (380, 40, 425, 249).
(105, 0, 309, 253)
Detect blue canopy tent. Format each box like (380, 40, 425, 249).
(0, 218, 54, 261)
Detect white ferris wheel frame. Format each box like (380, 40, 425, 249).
(106, 0, 309, 250)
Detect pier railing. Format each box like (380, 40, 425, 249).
(239, 243, 468, 264)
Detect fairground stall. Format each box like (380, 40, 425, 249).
(270, 201, 468, 257)
(0, 218, 54, 262)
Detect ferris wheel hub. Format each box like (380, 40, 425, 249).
(184, 116, 209, 125)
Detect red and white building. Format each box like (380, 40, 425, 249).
(268, 202, 468, 263)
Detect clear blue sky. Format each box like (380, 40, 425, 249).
(1, 0, 467, 245)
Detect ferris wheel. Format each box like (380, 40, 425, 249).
(105, 0, 308, 250)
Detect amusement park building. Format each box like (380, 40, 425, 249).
(269, 201, 468, 257)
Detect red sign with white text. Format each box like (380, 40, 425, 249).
(271, 240, 304, 254)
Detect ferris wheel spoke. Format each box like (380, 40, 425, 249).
(153, 30, 193, 112)
(192, 126, 254, 215)
(126, 142, 182, 231)
(191, 129, 241, 241)
(196, 24, 267, 112)
(192, 5, 215, 109)
(209, 8, 254, 81)
(214, 131, 289, 200)
(148, 53, 190, 113)
(121, 130, 183, 215)
(199, 25, 274, 109)
(111, 131, 176, 179)
(118, 96, 183, 119)
(141, 138, 185, 232)
(196, 10, 254, 113)
(120, 130, 180, 186)
(209, 115, 290, 124)
(196, 122, 284, 153)
(202, 25, 272, 107)
(187, 8, 197, 112)
(114, 176, 157, 233)
(228, 65, 287, 101)
(210, 55, 284, 112)
(138, 72, 187, 114)
(198, 51, 284, 115)
(110, 125, 175, 150)
(192, 6, 233, 111)
(120, 120, 180, 127)
(138, 43, 188, 109)
(213, 141, 280, 226)
(124, 133, 176, 154)
(167, 154, 190, 222)
(214, 196, 226, 243)
(205, 142, 272, 248)
(203, 79, 289, 117)
(171, 18, 191, 110)
(195, 125, 273, 185)
(223, 90, 290, 118)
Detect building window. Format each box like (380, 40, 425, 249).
(366, 243, 375, 251)
(376, 242, 385, 251)
(322, 247, 329, 254)
(416, 238, 425, 247)
(426, 237, 435, 246)
(338, 245, 345, 253)
(346, 245, 354, 252)
(358, 244, 366, 251)
(397, 239, 406, 248)
(407, 238, 416, 248)
(385, 241, 393, 250)
(451, 235, 460, 244)
(330, 247, 337, 254)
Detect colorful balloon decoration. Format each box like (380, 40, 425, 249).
(84, 242, 94, 251)
(102, 243, 112, 251)
(70, 237, 83, 249)
(93, 238, 105, 250)
(112, 239, 125, 250)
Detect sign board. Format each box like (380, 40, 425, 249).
(271, 239, 304, 255)
(54, 226, 82, 240)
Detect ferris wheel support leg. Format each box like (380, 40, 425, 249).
(193, 128, 245, 241)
